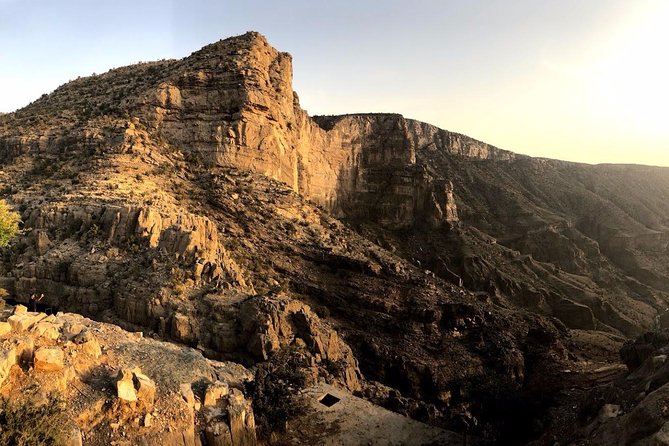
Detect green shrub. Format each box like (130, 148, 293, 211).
(246, 348, 309, 438)
(0, 200, 21, 247)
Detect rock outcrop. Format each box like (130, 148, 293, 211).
(239, 295, 361, 390)
(567, 330, 669, 445)
(0, 305, 256, 446)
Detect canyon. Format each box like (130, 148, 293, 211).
(0, 32, 668, 444)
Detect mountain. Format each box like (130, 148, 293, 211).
(1, 31, 668, 444)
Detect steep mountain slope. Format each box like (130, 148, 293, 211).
(309, 113, 669, 337)
(0, 31, 667, 444)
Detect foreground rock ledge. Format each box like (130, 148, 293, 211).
(0, 305, 256, 446)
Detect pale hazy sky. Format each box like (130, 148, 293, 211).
(1, 0, 667, 166)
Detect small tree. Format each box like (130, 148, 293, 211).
(0, 199, 20, 247)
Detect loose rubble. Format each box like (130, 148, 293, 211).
(0, 305, 257, 445)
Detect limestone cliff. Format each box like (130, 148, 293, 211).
(0, 32, 487, 232)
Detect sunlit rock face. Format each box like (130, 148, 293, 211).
(126, 32, 498, 230)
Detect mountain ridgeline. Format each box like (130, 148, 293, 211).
(1, 32, 669, 444)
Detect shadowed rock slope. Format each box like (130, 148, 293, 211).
(0, 31, 668, 444)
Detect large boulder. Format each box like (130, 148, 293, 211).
(31, 316, 63, 340)
(8, 312, 46, 332)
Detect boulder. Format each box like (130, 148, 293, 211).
(0, 322, 11, 337)
(116, 369, 137, 402)
(654, 355, 668, 367)
(133, 368, 156, 409)
(8, 313, 46, 332)
(72, 329, 94, 344)
(116, 368, 156, 409)
(70, 330, 103, 358)
(65, 426, 83, 446)
(81, 337, 102, 358)
(13, 305, 28, 315)
(62, 323, 86, 340)
(13, 336, 35, 364)
(204, 380, 229, 407)
(31, 319, 63, 340)
(34, 347, 64, 372)
(180, 383, 196, 408)
(597, 404, 622, 422)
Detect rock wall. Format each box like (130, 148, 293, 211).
(128, 33, 510, 230)
(0, 32, 513, 232)
(0, 201, 251, 350)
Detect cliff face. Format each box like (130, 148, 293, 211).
(0, 32, 505, 234)
(1, 31, 669, 443)
(126, 34, 480, 230)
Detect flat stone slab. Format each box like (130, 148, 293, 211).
(288, 383, 466, 445)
